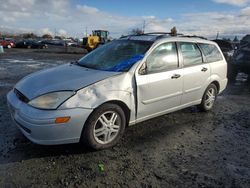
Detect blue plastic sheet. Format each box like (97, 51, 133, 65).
(107, 54, 144, 72)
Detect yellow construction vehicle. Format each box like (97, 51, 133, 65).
(82, 30, 110, 52)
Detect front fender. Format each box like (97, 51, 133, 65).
(59, 73, 136, 123)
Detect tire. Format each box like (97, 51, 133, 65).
(81, 103, 126, 150)
(199, 84, 218, 112)
(85, 47, 92, 53)
(7, 45, 11, 49)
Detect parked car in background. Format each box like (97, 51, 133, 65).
(40, 39, 65, 46)
(0, 38, 15, 48)
(66, 41, 81, 47)
(213, 39, 236, 81)
(7, 33, 227, 150)
(232, 35, 250, 80)
(213, 40, 235, 62)
(15, 40, 48, 49)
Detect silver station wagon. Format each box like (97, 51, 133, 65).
(7, 33, 228, 149)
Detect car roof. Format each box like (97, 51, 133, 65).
(120, 33, 214, 45)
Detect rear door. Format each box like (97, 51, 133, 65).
(178, 42, 210, 105)
(135, 42, 183, 121)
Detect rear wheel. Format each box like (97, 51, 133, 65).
(7, 45, 11, 49)
(81, 103, 126, 150)
(199, 84, 218, 112)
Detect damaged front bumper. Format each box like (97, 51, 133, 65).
(7, 89, 93, 145)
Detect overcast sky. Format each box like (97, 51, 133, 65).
(0, 0, 250, 39)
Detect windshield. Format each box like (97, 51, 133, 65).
(78, 40, 153, 72)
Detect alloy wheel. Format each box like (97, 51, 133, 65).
(205, 88, 216, 109)
(93, 111, 121, 145)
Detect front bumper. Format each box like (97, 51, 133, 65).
(7, 89, 93, 145)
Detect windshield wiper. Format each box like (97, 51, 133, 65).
(71, 60, 87, 67)
(71, 61, 95, 69)
(70, 60, 79, 65)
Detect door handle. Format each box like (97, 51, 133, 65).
(171, 74, 181, 79)
(201, 67, 208, 72)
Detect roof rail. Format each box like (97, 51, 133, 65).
(119, 33, 207, 40)
(119, 34, 141, 39)
(120, 32, 183, 40)
(179, 35, 207, 40)
(143, 32, 183, 36)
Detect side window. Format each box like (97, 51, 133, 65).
(146, 42, 178, 74)
(180, 42, 203, 67)
(199, 43, 224, 63)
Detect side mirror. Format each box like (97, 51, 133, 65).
(139, 63, 147, 75)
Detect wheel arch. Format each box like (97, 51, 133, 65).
(82, 100, 131, 132)
(210, 80, 220, 93)
(98, 100, 131, 127)
(80, 100, 129, 148)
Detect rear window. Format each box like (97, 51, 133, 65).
(199, 43, 223, 63)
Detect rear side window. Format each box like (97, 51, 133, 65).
(179, 42, 203, 67)
(199, 43, 223, 63)
(146, 42, 178, 74)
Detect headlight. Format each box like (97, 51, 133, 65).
(28, 91, 75, 109)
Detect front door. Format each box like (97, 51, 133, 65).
(135, 42, 183, 122)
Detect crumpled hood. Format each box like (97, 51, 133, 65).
(15, 63, 120, 99)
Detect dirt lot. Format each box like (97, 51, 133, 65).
(0, 48, 250, 188)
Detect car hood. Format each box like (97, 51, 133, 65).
(15, 63, 121, 100)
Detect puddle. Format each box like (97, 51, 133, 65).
(0, 67, 6, 71)
(8, 59, 38, 64)
(236, 73, 248, 83)
(2, 59, 67, 65)
(0, 82, 13, 88)
(26, 64, 44, 68)
(2, 59, 45, 64)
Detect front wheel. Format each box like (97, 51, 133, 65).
(199, 84, 218, 112)
(81, 103, 126, 150)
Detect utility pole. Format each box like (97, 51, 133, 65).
(54, 28, 57, 38)
(85, 27, 88, 37)
(216, 31, 219, 39)
(142, 20, 146, 33)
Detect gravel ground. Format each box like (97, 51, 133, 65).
(0, 49, 250, 188)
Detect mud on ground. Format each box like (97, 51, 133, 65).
(0, 49, 250, 188)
